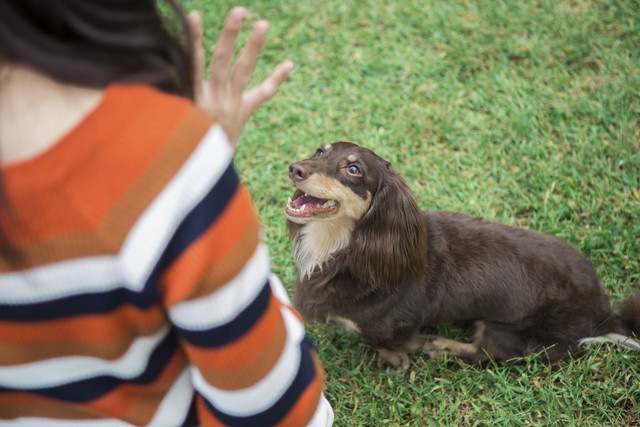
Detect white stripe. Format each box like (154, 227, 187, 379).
(147, 367, 195, 427)
(0, 258, 123, 304)
(119, 124, 232, 286)
(0, 125, 232, 305)
(169, 243, 270, 330)
(269, 273, 292, 305)
(0, 326, 170, 389)
(191, 307, 305, 417)
(307, 394, 334, 427)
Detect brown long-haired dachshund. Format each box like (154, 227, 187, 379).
(285, 141, 640, 372)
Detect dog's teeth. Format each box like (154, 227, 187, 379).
(300, 204, 306, 212)
(287, 197, 292, 205)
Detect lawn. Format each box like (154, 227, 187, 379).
(180, 0, 639, 425)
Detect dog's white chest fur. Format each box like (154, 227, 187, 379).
(294, 220, 354, 279)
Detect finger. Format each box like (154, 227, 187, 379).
(187, 11, 205, 103)
(210, 7, 248, 87)
(242, 60, 295, 115)
(230, 20, 270, 98)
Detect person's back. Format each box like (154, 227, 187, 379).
(0, 1, 332, 426)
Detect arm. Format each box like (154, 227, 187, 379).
(159, 126, 332, 426)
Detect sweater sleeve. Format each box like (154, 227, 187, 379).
(158, 124, 333, 426)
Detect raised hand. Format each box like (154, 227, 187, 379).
(188, 7, 294, 149)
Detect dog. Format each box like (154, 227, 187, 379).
(284, 141, 640, 372)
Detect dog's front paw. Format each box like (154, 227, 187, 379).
(376, 349, 410, 374)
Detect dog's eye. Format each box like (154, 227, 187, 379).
(347, 164, 361, 176)
(315, 148, 324, 157)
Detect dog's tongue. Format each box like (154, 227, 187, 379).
(293, 194, 327, 208)
(286, 193, 339, 218)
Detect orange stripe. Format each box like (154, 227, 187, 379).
(88, 348, 187, 424)
(0, 392, 106, 419)
(161, 186, 258, 307)
(0, 306, 166, 365)
(0, 305, 163, 345)
(183, 295, 286, 390)
(185, 217, 261, 303)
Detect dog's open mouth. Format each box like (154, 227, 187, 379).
(285, 193, 339, 218)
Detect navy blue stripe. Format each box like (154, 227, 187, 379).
(0, 164, 240, 322)
(203, 337, 318, 427)
(0, 287, 155, 322)
(0, 329, 179, 402)
(180, 392, 199, 427)
(175, 280, 271, 348)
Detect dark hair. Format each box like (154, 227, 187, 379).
(0, 0, 194, 99)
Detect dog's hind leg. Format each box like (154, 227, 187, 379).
(422, 321, 528, 365)
(421, 321, 484, 360)
(422, 335, 480, 360)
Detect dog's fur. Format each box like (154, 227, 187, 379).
(285, 141, 640, 372)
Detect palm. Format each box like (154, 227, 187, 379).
(188, 7, 294, 148)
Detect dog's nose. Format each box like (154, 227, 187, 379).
(289, 162, 310, 182)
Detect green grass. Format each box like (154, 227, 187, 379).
(181, 0, 639, 425)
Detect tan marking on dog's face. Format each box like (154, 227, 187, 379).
(289, 172, 372, 277)
(287, 173, 372, 225)
(287, 141, 378, 276)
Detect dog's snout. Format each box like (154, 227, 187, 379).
(289, 162, 311, 182)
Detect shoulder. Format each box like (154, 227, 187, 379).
(95, 84, 234, 218)
(106, 84, 214, 136)
(97, 84, 229, 172)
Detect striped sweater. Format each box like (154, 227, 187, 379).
(0, 84, 332, 426)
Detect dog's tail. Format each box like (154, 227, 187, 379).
(578, 290, 640, 352)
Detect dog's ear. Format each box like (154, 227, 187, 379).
(347, 165, 428, 290)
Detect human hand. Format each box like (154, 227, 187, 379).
(188, 7, 294, 149)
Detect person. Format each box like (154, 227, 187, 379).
(0, 1, 333, 426)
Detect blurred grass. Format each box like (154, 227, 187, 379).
(181, 0, 639, 425)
